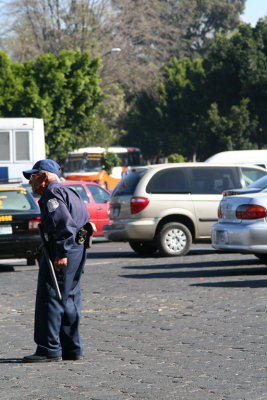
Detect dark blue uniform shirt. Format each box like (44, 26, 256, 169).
(39, 181, 89, 257)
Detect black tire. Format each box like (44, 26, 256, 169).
(129, 240, 158, 256)
(255, 254, 267, 264)
(26, 256, 36, 266)
(157, 222, 192, 257)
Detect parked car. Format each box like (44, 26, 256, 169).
(219, 173, 267, 196)
(60, 181, 110, 236)
(212, 174, 267, 263)
(103, 163, 267, 257)
(22, 183, 40, 204)
(23, 181, 110, 236)
(0, 186, 41, 265)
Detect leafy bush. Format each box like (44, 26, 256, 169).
(101, 151, 120, 174)
(168, 153, 185, 163)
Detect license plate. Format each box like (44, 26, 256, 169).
(217, 230, 228, 244)
(111, 208, 120, 217)
(0, 225, 12, 234)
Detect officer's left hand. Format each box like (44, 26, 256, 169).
(54, 257, 68, 271)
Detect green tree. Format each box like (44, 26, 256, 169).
(121, 90, 164, 163)
(156, 57, 207, 161)
(32, 50, 102, 161)
(203, 20, 267, 154)
(123, 19, 267, 162)
(0, 51, 25, 115)
(0, 50, 102, 162)
(167, 153, 185, 163)
(100, 151, 120, 175)
(200, 100, 258, 159)
(122, 57, 207, 162)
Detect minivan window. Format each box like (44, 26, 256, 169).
(146, 168, 189, 194)
(113, 170, 145, 196)
(190, 168, 237, 194)
(241, 167, 267, 187)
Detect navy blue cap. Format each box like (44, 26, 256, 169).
(23, 159, 61, 180)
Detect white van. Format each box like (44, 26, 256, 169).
(0, 118, 45, 183)
(205, 150, 267, 169)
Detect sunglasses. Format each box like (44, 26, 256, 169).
(29, 172, 44, 181)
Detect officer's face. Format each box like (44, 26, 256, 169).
(29, 172, 47, 195)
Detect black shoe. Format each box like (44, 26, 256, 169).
(62, 354, 82, 361)
(23, 353, 61, 363)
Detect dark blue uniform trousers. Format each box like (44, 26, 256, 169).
(34, 242, 86, 358)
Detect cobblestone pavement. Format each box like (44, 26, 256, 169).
(1, 242, 267, 400)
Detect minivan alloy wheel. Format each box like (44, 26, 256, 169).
(157, 222, 192, 257)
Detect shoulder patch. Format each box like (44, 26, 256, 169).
(47, 198, 59, 213)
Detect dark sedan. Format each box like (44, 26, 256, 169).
(0, 186, 41, 265)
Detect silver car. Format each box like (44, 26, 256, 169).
(103, 163, 267, 257)
(212, 174, 267, 263)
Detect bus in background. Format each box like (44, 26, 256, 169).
(63, 146, 142, 190)
(0, 118, 45, 183)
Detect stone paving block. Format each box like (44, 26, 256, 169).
(1, 245, 267, 399)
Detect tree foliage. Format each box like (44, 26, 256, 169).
(100, 151, 120, 175)
(203, 20, 267, 152)
(0, 49, 102, 162)
(0, 0, 246, 156)
(122, 19, 267, 162)
(0, 0, 245, 90)
(123, 57, 206, 161)
(176, 0, 246, 57)
(0, 0, 263, 164)
(168, 153, 185, 163)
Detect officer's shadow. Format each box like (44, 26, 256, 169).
(0, 358, 24, 363)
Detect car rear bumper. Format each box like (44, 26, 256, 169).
(103, 219, 157, 241)
(211, 221, 267, 254)
(0, 234, 41, 259)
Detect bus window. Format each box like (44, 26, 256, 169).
(0, 132, 10, 161)
(117, 151, 140, 166)
(15, 131, 30, 161)
(84, 154, 102, 172)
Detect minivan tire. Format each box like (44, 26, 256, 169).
(129, 240, 158, 256)
(157, 222, 192, 257)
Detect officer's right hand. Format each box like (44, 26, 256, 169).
(54, 257, 68, 271)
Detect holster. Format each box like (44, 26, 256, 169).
(76, 222, 97, 248)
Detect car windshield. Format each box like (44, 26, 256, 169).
(22, 183, 40, 199)
(248, 175, 267, 189)
(0, 190, 32, 211)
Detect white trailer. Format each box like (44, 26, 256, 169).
(0, 118, 46, 183)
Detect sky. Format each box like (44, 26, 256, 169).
(241, 0, 267, 26)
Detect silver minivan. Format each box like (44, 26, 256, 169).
(103, 163, 267, 256)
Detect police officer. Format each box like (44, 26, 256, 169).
(22, 159, 89, 362)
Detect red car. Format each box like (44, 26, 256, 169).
(23, 181, 110, 236)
